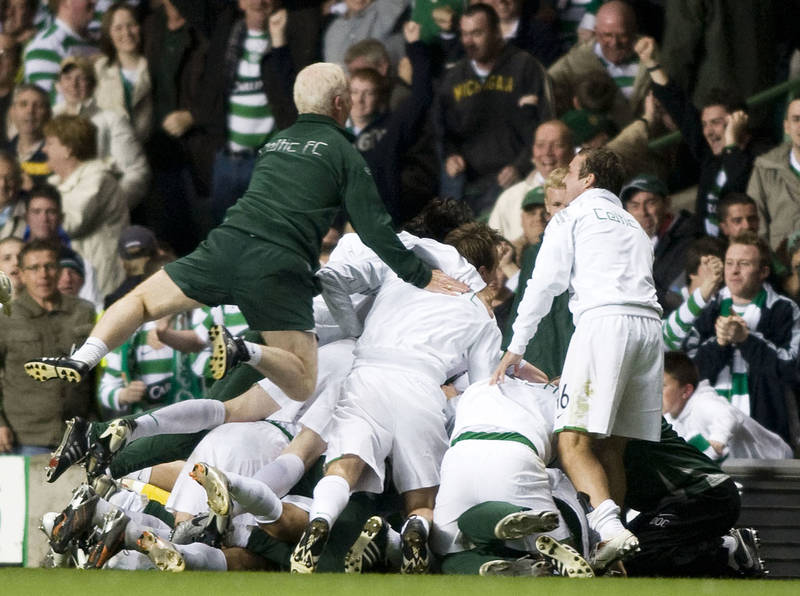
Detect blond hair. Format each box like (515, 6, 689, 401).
(293, 63, 348, 117)
(544, 167, 568, 194)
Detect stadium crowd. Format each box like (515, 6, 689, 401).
(0, 0, 799, 579)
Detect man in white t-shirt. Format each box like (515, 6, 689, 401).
(662, 351, 793, 461)
(491, 147, 663, 573)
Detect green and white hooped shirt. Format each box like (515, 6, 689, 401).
(227, 30, 275, 152)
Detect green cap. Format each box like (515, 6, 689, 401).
(620, 173, 668, 203)
(521, 186, 545, 210)
(561, 109, 617, 145)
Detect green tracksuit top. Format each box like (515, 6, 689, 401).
(222, 113, 432, 288)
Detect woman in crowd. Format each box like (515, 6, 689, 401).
(44, 114, 128, 298)
(94, 1, 153, 142)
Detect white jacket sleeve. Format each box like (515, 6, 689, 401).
(508, 213, 575, 354)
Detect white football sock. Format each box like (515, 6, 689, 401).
(386, 525, 402, 568)
(226, 471, 283, 523)
(176, 542, 227, 571)
(308, 475, 351, 527)
(253, 453, 305, 497)
(131, 399, 225, 441)
(108, 486, 148, 513)
(586, 499, 626, 542)
(71, 337, 109, 368)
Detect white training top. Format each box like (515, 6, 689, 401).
(452, 377, 558, 464)
(508, 187, 662, 355)
(317, 231, 487, 338)
(317, 232, 500, 383)
(666, 380, 793, 460)
(355, 273, 502, 383)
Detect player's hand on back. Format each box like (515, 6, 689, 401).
(425, 269, 469, 295)
(490, 350, 523, 385)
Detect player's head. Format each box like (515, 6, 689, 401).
(662, 351, 698, 417)
(294, 62, 350, 124)
(564, 147, 625, 203)
(403, 197, 475, 242)
(444, 221, 498, 283)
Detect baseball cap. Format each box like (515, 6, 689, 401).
(59, 247, 85, 279)
(521, 186, 545, 210)
(619, 173, 668, 204)
(118, 226, 157, 260)
(561, 109, 617, 145)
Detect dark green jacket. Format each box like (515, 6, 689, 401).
(223, 114, 432, 288)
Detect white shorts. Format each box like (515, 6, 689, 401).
(324, 365, 449, 494)
(556, 313, 663, 441)
(431, 440, 569, 556)
(166, 421, 291, 515)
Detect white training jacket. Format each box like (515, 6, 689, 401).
(317, 232, 500, 383)
(508, 187, 662, 355)
(317, 231, 486, 339)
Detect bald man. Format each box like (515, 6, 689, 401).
(488, 120, 573, 244)
(548, 1, 651, 128)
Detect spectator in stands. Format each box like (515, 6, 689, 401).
(347, 21, 435, 225)
(519, 185, 547, 247)
(488, 119, 572, 244)
(0, 150, 25, 238)
(0, 235, 23, 297)
(345, 38, 409, 111)
(436, 3, 554, 214)
(194, 0, 296, 225)
(5, 84, 52, 188)
(1, 0, 37, 45)
(323, 0, 408, 68)
(717, 192, 789, 288)
(56, 245, 86, 298)
(54, 56, 150, 208)
(22, 0, 98, 96)
(104, 224, 158, 309)
(636, 36, 755, 238)
(662, 351, 793, 461)
(140, 0, 209, 255)
(484, 0, 560, 66)
(0, 239, 95, 454)
(621, 173, 700, 315)
(94, 2, 153, 142)
(662, 236, 726, 351)
(548, 1, 650, 128)
(24, 183, 100, 307)
(0, 33, 20, 145)
(679, 232, 800, 444)
(746, 98, 800, 252)
(782, 232, 800, 305)
(718, 193, 759, 240)
(44, 113, 127, 298)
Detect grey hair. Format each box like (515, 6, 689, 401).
(293, 62, 348, 117)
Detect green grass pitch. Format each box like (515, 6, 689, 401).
(1, 570, 799, 596)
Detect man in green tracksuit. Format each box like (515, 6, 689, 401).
(25, 62, 464, 407)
